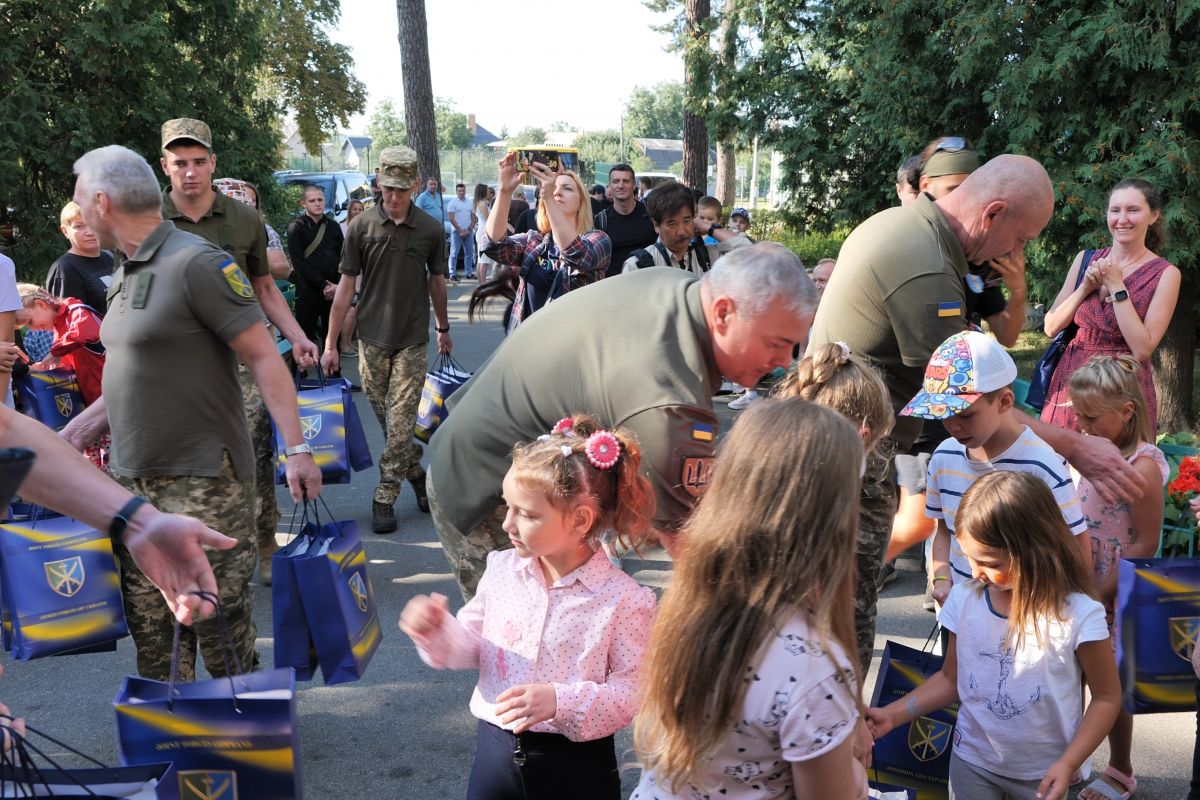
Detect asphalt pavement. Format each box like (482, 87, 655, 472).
(3, 282, 1194, 798)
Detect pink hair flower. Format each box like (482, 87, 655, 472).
(585, 431, 621, 470)
(551, 417, 575, 436)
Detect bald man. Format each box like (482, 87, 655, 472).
(809, 154, 1139, 672)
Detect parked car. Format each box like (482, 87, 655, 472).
(273, 170, 374, 223)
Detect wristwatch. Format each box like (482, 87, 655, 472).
(285, 443, 314, 457)
(1106, 288, 1130, 303)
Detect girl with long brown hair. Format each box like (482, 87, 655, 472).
(867, 471, 1121, 800)
(632, 398, 868, 799)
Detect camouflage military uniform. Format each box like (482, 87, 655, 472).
(358, 342, 426, 504)
(115, 453, 257, 681)
(239, 367, 279, 579)
(426, 470, 509, 598)
(855, 449, 898, 673)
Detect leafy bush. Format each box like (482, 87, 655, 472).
(739, 208, 849, 266)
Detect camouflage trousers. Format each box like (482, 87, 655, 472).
(358, 341, 426, 505)
(428, 468, 510, 601)
(854, 449, 899, 674)
(239, 365, 279, 569)
(114, 451, 258, 681)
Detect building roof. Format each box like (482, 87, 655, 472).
(345, 135, 373, 150)
(472, 124, 500, 147)
(631, 137, 718, 171)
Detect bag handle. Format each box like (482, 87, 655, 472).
(167, 591, 243, 713)
(0, 719, 107, 797)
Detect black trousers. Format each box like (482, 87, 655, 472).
(294, 286, 332, 346)
(466, 719, 620, 800)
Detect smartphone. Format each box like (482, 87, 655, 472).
(514, 149, 560, 173)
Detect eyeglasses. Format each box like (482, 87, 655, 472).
(933, 136, 972, 154)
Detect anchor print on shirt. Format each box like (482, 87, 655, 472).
(968, 635, 1041, 720)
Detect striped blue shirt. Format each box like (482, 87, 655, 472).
(926, 426, 1086, 580)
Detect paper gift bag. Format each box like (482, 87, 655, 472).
(869, 641, 955, 800)
(271, 530, 318, 681)
(115, 667, 301, 800)
(274, 376, 371, 485)
(0, 515, 128, 660)
(869, 783, 917, 800)
(0, 763, 173, 799)
(1116, 557, 1200, 714)
(293, 519, 382, 685)
(13, 370, 83, 431)
(414, 355, 471, 443)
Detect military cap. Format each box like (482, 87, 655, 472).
(378, 146, 419, 189)
(161, 118, 213, 150)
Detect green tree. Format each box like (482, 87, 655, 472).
(434, 97, 473, 150)
(624, 82, 686, 140)
(507, 127, 549, 147)
(366, 99, 408, 151)
(720, 0, 1200, 427)
(267, 0, 367, 155)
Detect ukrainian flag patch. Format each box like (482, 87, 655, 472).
(221, 259, 254, 299)
(692, 422, 715, 442)
(936, 301, 962, 318)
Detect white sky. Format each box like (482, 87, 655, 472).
(332, 0, 685, 136)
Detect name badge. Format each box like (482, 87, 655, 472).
(131, 274, 153, 308)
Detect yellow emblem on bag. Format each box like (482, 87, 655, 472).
(908, 715, 951, 762)
(44, 556, 85, 598)
(54, 393, 73, 417)
(220, 259, 253, 299)
(180, 770, 238, 800)
(1170, 616, 1200, 662)
(349, 571, 369, 613)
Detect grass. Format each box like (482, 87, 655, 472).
(1008, 330, 1050, 382)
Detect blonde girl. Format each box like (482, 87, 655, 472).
(633, 399, 869, 800)
(867, 471, 1121, 800)
(401, 414, 655, 800)
(773, 341, 893, 451)
(1070, 356, 1166, 800)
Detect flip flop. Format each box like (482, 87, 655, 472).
(1080, 766, 1136, 800)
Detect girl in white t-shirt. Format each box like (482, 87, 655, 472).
(633, 399, 869, 800)
(867, 471, 1121, 800)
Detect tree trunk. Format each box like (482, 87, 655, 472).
(1153, 272, 1196, 433)
(716, 142, 736, 205)
(681, 0, 711, 192)
(395, 0, 440, 186)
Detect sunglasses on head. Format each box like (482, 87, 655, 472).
(934, 136, 972, 154)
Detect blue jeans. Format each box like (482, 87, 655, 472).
(449, 231, 475, 277)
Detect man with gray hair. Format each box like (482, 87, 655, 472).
(428, 242, 815, 599)
(65, 144, 322, 682)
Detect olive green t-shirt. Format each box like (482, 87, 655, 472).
(428, 268, 721, 534)
(162, 186, 269, 279)
(808, 194, 968, 448)
(101, 222, 264, 479)
(340, 203, 445, 350)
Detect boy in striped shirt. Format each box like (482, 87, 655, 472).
(901, 331, 1089, 607)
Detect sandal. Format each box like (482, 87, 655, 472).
(1080, 766, 1136, 800)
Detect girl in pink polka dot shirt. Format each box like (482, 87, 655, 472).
(401, 413, 657, 800)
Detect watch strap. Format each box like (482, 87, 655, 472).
(109, 496, 149, 541)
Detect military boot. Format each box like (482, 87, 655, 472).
(372, 501, 397, 533)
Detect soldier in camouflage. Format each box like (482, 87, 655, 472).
(321, 146, 451, 534)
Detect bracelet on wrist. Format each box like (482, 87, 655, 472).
(931, 575, 950, 583)
(109, 496, 149, 541)
(436, 326, 450, 333)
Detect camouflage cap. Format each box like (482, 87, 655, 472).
(161, 118, 213, 150)
(378, 146, 419, 189)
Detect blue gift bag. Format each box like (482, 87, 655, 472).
(869, 640, 955, 800)
(13, 369, 84, 431)
(870, 782, 918, 800)
(273, 377, 371, 485)
(1116, 557, 1200, 714)
(293, 518, 382, 685)
(115, 667, 301, 800)
(271, 531, 318, 681)
(0, 515, 128, 660)
(415, 355, 471, 443)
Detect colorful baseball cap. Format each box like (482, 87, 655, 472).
(730, 207, 750, 221)
(900, 331, 1017, 419)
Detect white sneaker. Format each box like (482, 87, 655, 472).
(728, 389, 760, 410)
(717, 380, 741, 396)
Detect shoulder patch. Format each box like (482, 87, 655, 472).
(220, 259, 254, 299)
(681, 456, 714, 498)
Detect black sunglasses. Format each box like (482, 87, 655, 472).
(933, 136, 973, 154)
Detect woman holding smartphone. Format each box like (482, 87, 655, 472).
(468, 152, 610, 333)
